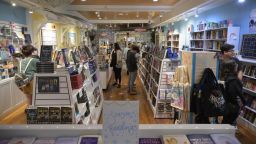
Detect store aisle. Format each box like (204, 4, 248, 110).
(99, 70, 172, 124)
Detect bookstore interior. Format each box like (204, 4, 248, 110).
(0, 0, 256, 143)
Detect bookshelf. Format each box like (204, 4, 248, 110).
(189, 27, 240, 52)
(167, 33, 180, 51)
(138, 44, 180, 118)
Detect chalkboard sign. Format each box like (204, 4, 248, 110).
(40, 45, 53, 62)
(103, 101, 139, 144)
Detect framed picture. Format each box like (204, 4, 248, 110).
(38, 77, 59, 93)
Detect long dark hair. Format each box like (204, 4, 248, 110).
(114, 43, 121, 51)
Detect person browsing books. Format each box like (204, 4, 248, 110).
(110, 43, 123, 88)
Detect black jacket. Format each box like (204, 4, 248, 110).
(225, 75, 245, 106)
(126, 51, 137, 72)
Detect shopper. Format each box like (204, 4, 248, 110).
(110, 43, 122, 88)
(123, 43, 131, 75)
(219, 44, 245, 125)
(127, 45, 139, 95)
(20, 45, 39, 105)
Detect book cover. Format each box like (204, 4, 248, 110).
(40, 45, 53, 62)
(78, 135, 102, 144)
(37, 107, 49, 124)
(187, 134, 214, 144)
(26, 108, 37, 124)
(37, 77, 59, 93)
(8, 137, 36, 144)
(139, 138, 162, 144)
(32, 138, 56, 144)
(210, 134, 241, 144)
(61, 48, 70, 67)
(55, 137, 79, 144)
(61, 107, 73, 124)
(49, 107, 61, 124)
(0, 139, 10, 144)
(163, 135, 190, 144)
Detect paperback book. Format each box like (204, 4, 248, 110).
(163, 135, 190, 144)
(139, 138, 163, 144)
(61, 107, 73, 124)
(37, 107, 49, 124)
(49, 107, 61, 124)
(55, 137, 79, 144)
(78, 135, 102, 144)
(187, 134, 214, 144)
(8, 137, 36, 144)
(210, 134, 241, 144)
(26, 108, 37, 124)
(32, 138, 56, 144)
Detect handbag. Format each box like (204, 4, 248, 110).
(15, 58, 33, 88)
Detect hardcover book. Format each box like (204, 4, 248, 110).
(8, 137, 36, 144)
(61, 107, 73, 124)
(26, 108, 37, 124)
(32, 138, 56, 144)
(210, 134, 241, 144)
(78, 135, 102, 144)
(187, 134, 214, 144)
(61, 48, 70, 67)
(163, 135, 190, 144)
(55, 137, 79, 144)
(139, 138, 162, 144)
(37, 107, 49, 124)
(49, 107, 61, 124)
(40, 45, 53, 62)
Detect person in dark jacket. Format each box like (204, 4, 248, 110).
(222, 60, 245, 125)
(126, 45, 139, 95)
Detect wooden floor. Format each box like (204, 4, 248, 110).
(0, 70, 255, 144)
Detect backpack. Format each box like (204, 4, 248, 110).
(15, 58, 33, 88)
(198, 68, 225, 117)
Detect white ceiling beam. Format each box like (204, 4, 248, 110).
(67, 5, 172, 12)
(90, 20, 150, 24)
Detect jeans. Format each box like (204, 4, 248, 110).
(128, 71, 137, 91)
(113, 66, 122, 84)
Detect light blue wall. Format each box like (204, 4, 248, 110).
(170, 0, 256, 49)
(0, 1, 27, 25)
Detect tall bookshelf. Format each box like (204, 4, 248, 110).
(167, 33, 180, 51)
(189, 27, 240, 52)
(138, 44, 180, 118)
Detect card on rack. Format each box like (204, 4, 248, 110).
(187, 134, 214, 144)
(78, 135, 102, 144)
(210, 134, 240, 144)
(61, 107, 73, 124)
(8, 137, 36, 144)
(32, 137, 56, 144)
(49, 107, 61, 124)
(55, 137, 79, 144)
(26, 108, 37, 124)
(139, 138, 163, 144)
(37, 107, 49, 124)
(163, 135, 190, 144)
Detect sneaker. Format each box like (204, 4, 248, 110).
(117, 84, 121, 88)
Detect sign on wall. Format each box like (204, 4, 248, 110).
(249, 8, 256, 33)
(103, 101, 139, 144)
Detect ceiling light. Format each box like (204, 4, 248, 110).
(172, 22, 174, 25)
(95, 12, 99, 15)
(118, 13, 123, 16)
(238, 0, 245, 3)
(12, 2, 16, 7)
(184, 18, 188, 21)
(97, 14, 100, 17)
(99, 17, 102, 20)
(159, 14, 163, 18)
(195, 14, 199, 18)
(29, 10, 33, 14)
(153, 0, 158, 2)
(81, 0, 86, 1)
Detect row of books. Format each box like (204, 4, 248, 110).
(205, 29, 227, 39)
(0, 135, 102, 144)
(26, 107, 73, 124)
(241, 34, 256, 59)
(191, 32, 204, 39)
(190, 41, 203, 49)
(241, 106, 256, 126)
(243, 78, 256, 92)
(242, 64, 256, 78)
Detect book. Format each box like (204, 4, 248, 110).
(49, 107, 61, 124)
(26, 108, 37, 124)
(163, 135, 190, 144)
(37, 107, 49, 124)
(55, 137, 79, 144)
(210, 134, 241, 144)
(78, 135, 102, 144)
(8, 137, 36, 144)
(61, 107, 73, 124)
(40, 45, 53, 62)
(37, 77, 59, 93)
(0, 139, 10, 144)
(187, 134, 214, 144)
(139, 138, 163, 144)
(61, 48, 70, 67)
(32, 138, 56, 144)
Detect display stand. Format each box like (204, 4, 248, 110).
(139, 47, 180, 118)
(99, 67, 112, 90)
(167, 33, 180, 50)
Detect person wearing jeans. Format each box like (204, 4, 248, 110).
(126, 45, 139, 95)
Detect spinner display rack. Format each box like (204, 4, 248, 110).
(138, 44, 180, 118)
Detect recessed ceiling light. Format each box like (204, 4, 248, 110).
(195, 14, 199, 18)
(153, 0, 158, 2)
(29, 10, 33, 14)
(95, 12, 99, 15)
(12, 3, 16, 7)
(184, 18, 188, 21)
(99, 17, 102, 20)
(118, 13, 123, 16)
(81, 0, 86, 1)
(159, 15, 163, 18)
(97, 14, 100, 17)
(238, 0, 245, 3)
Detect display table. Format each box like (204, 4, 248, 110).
(0, 78, 26, 117)
(99, 67, 112, 89)
(0, 124, 236, 138)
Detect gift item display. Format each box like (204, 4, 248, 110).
(138, 43, 181, 118)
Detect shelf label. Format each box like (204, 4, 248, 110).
(103, 101, 139, 144)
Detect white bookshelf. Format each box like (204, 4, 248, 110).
(167, 33, 180, 51)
